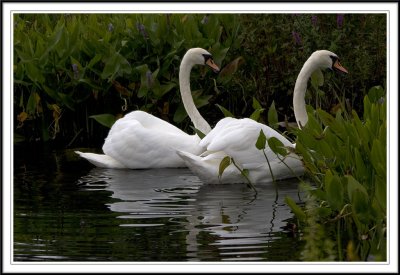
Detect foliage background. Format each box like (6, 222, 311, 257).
(13, 13, 386, 147)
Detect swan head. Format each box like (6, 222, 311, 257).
(184, 48, 220, 73)
(310, 50, 348, 74)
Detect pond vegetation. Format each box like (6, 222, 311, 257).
(13, 13, 387, 261)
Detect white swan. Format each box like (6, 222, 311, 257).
(177, 50, 348, 184)
(76, 48, 220, 169)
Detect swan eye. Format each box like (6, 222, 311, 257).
(329, 55, 338, 63)
(202, 54, 213, 63)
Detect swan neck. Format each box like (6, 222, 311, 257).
(293, 57, 318, 128)
(179, 58, 212, 134)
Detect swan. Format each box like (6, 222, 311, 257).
(177, 50, 348, 184)
(76, 48, 220, 169)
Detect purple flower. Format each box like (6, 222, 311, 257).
(311, 15, 318, 27)
(292, 31, 302, 45)
(108, 23, 114, 32)
(72, 63, 79, 79)
(136, 22, 148, 39)
(337, 14, 344, 28)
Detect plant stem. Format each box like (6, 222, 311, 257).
(231, 158, 258, 194)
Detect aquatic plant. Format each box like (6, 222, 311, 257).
(286, 86, 387, 261)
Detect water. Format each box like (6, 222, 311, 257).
(13, 146, 305, 261)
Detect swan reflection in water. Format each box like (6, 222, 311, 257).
(77, 168, 303, 261)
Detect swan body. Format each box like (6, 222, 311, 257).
(177, 117, 304, 184)
(76, 48, 220, 169)
(178, 50, 348, 184)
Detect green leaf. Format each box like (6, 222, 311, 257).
(26, 91, 40, 115)
(87, 54, 102, 69)
(218, 56, 244, 84)
(90, 114, 117, 128)
(101, 52, 132, 80)
(367, 86, 385, 103)
(252, 97, 262, 110)
(346, 175, 368, 203)
(218, 156, 232, 179)
(216, 104, 234, 118)
(267, 101, 278, 129)
(267, 137, 288, 156)
(370, 139, 386, 177)
(190, 126, 206, 139)
(324, 170, 344, 211)
(311, 69, 324, 88)
(249, 108, 264, 122)
(284, 196, 306, 222)
(351, 189, 371, 224)
(25, 63, 45, 83)
(255, 129, 267, 150)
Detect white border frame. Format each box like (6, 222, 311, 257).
(2, 2, 398, 274)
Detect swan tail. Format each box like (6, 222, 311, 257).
(176, 150, 222, 184)
(75, 151, 127, 169)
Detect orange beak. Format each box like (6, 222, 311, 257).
(206, 58, 220, 73)
(333, 60, 348, 74)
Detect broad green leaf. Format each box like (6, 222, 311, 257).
(26, 91, 40, 115)
(156, 82, 176, 98)
(90, 114, 117, 128)
(316, 109, 335, 127)
(216, 104, 234, 118)
(325, 170, 344, 211)
(255, 129, 267, 150)
(250, 108, 264, 122)
(354, 148, 368, 181)
(101, 52, 132, 80)
(87, 54, 102, 69)
(346, 175, 368, 203)
(351, 189, 371, 224)
(58, 93, 76, 111)
(267, 101, 278, 129)
(367, 86, 385, 103)
(25, 63, 45, 83)
(311, 69, 324, 88)
(190, 126, 206, 139)
(218, 56, 244, 84)
(267, 137, 288, 156)
(252, 97, 262, 110)
(173, 104, 188, 124)
(370, 139, 386, 177)
(218, 156, 232, 179)
(284, 196, 306, 222)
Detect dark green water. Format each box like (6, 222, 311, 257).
(13, 146, 305, 261)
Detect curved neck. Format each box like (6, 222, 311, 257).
(293, 56, 318, 128)
(179, 58, 212, 134)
